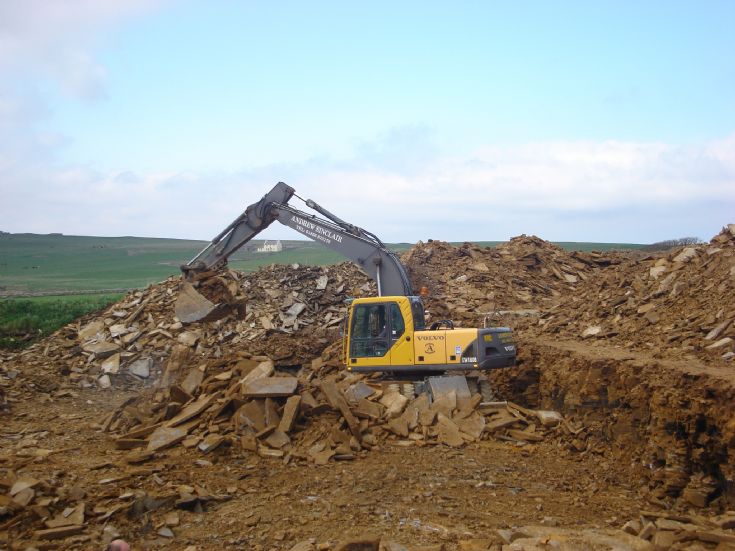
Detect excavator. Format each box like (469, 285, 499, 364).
(177, 182, 516, 386)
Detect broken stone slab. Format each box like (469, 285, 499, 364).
(315, 274, 329, 290)
(622, 520, 641, 535)
(181, 368, 205, 395)
(13, 487, 35, 506)
(240, 360, 275, 385)
(158, 526, 175, 538)
(320, 380, 362, 440)
(310, 447, 335, 466)
(147, 426, 188, 452)
(430, 392, 457, 418)
(198, 434, 225, 453)
(379, 391, 408, 419)
(241, 376, 298, 398)
(354, 398, 383, 420)
(290, 541, 316, 551)
(128, 357, 153, 379)
(10, 477, 40, 496)
(705, 319, 732, 340)
(277, 395, 301, 433)
(82, 341, 119, 359)
(170, 385, 193, 405)
(387, 416, 409, 438)
(682, 487, 709, 508)
(455, 412, 486, 440)
(649, 265, 667, 279)
(177, 331, 200, 347)
(485, 415, 521, 432)
(265, 429, 290, 449)
(673, 247, 697, 263)
(436, 413, 465, 447)
(286, 302, 307, 317)
(264, 397, 281, 427)
(235, 400, 267, 432)
(637, 303, 656, 314)
(507, 429, 544, 442)
(165, 394, 216, 427)
(345, 381, 376, 403)
(33, 525, 85, 540)
(706, 337, 733, 350)
(108, 323, 129, 337)
(534, 410, 563, 427)
(115, 438, 147, 450)
(101, 353, 120, 374)
(581, 325, 602, 338)
(165, 511, 180, 527)
(45, 503, 85, 528)
(78, 320, 105, 342)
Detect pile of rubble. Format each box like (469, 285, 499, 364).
(1, 262, 372, 399)
(535, 224, 735, 363)
(402, 236, 625, 326)
(620, 510, 735, 549)
(102, 351, 567, 463)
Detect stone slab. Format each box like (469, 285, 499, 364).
(242, 376, 298, 398)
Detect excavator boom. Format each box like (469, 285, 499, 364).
(178, 182, 413, 322)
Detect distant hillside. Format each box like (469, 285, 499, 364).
(0, 233, 643, 296)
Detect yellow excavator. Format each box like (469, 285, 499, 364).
(178, 182, 516, 381)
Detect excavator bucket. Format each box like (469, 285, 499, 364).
(175, 282, 232, 324)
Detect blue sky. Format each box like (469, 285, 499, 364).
(1, 1, 734, 243)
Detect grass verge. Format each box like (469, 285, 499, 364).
(0, 293, 123, 350)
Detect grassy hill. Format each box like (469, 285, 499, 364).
(0, 233, 644, 296)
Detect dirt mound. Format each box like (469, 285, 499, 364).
(533, 224, 735, 364)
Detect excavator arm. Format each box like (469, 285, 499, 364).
(181, 182, 413, 296)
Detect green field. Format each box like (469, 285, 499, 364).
(0, 293, 123, 349)
(0, 233, 414, 295)
(0, 233, 644, 296)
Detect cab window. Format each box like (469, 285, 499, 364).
(410, 298, 426, 330)
(390, 303, 405, 341)
(350, 304, 389, 357)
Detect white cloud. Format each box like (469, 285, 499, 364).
(0, 0, 158, 99)
(1, 130, 732, 244)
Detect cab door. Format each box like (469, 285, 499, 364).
(348, 302, 393, 369)
(387, 301, 413, 366)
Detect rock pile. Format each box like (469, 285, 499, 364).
(1, 262, 372, 400)
(402, 236, 625, 327)
(620, 509, 735, 549)
(535, 224, 735, 363)
(103, 351, 567, 465)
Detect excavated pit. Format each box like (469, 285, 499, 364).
(491, 338, 735, 509)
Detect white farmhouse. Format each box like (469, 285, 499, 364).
(255, 240, 283, 253)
